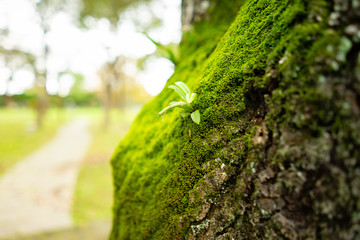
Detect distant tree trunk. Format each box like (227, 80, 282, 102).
(35, 63, 49, 129)
(3, 95, 12, 108)
(120, 83, 126, 110)
(36, 87, 48, 129)
(3, 75, 13, 108)
(35, 21, 50, 129)
(181, 0, 210, 31)
(34, 0, 65, 129)
(104, 81, 112, 129)
(113, 56, 127, 110)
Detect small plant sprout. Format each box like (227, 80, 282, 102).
(158, 81, 201, 124)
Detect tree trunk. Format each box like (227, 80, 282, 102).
(36, 91, 48, 129)
(104, 82, 112, 129)
(35, 73, 48, 129)
(35, 4, 53, 129)
(181, 0, 210, 31)
(110, 1, 360, 239)
(4, 95, 12, 108)
(35, 34, 49, 129)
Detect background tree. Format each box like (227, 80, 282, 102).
(98, 56, 150, 128)
(78, 0, 153, 26)
(98, 61, 117, 128)
(60, 71, 99, 107)
(31, 0, 71, 127)
(0, 47, 36, 107)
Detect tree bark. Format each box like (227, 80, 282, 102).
(104, 81, 112, 129)
(110, 1, 360, 239)
(181, 0, 210, 31)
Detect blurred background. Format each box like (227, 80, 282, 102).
(0, 0, 181, 239)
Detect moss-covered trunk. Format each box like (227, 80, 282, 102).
(110, 0, 360, 239)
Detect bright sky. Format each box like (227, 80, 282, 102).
(0, 0, 181, 96)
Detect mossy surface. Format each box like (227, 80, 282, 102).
(111, 0, 360, 239)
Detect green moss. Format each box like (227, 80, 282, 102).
(111, 0, 306, 238)
(111, 0, 359, 239)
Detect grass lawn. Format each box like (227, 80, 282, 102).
(0, 106, 141, 235)
(0, 108, 68, 175)
(9, 220, 111, 240)
(72, 107, 141, 226)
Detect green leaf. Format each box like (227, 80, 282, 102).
(175, 81, 190, 95)
(185, 93, 191, 103)
(169, 85, 187, 101)
(189, 93, 197, 103)
(190, 110, 201, 124)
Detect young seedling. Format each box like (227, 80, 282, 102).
(158, 81, 201, 124)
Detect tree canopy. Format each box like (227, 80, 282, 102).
(79, 0, 153, 25)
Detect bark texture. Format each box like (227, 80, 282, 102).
(181, 0, 210, 31)
(111, 0, 360, 239)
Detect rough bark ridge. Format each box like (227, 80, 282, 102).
(110, 0, 360, 239)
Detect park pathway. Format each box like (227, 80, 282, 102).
(0, 118, 91, 239)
